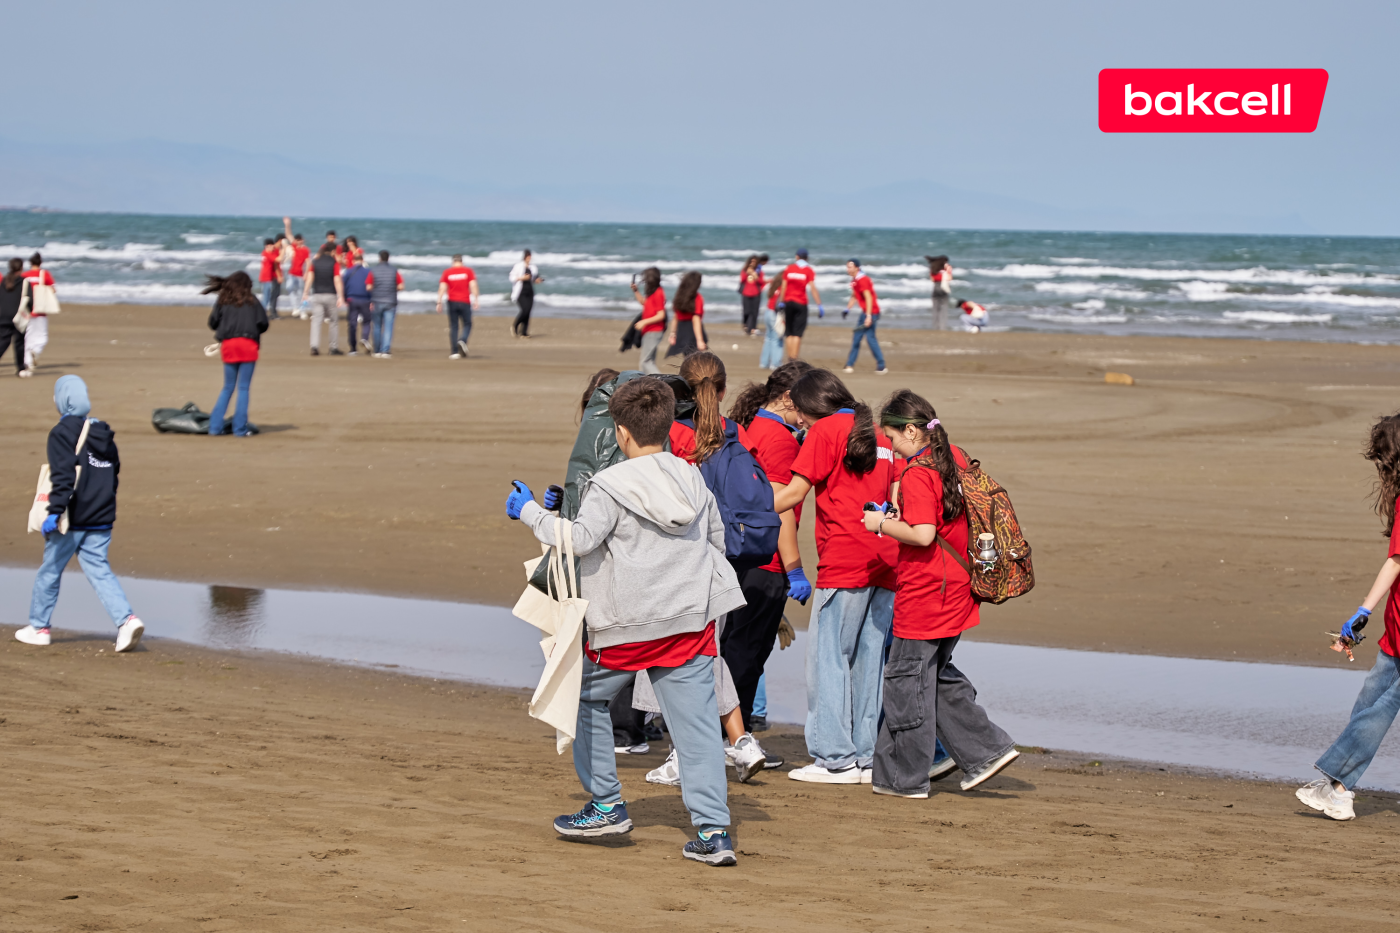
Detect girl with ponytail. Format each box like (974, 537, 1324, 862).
(863, 389, 1018, 798)
(770, 369, 901, 784)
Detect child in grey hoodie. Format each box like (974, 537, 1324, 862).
(507, 376, 746, 866)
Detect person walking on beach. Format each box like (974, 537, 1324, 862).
(341, 253, 373, 355)
(760, 274, 784, 370)
(739, 254, 767, 337)
(0, 259, 27, 377)
(926, 256, 952, 330)
(778, 249, 822, 362)
(302, 243, 344, 356)
(842, 259, 888, 375)
(368, 250, 403, 358)
(1298, 413, 1400, 821)
(20, 253, 55, 375)
(510, 250, 543, 338)
(506, 377, 746, 866)
(630, 266, 666, 374)
(284, 219, 310, 318)
(202, 271, 268, 437)
(14, 375, 145, 653)
(258, 238, 284, 320)
(865, 389, 1019, 798)
(666, 272, 707, 359)
(437, 255, 478, 359)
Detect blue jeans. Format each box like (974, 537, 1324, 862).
(575, 652, 729, 834)
(805, 586, 895, 769)
(210, 361, 255, 436)
(754, 673, 767, 718)
(448, 301, 472, 350)
(261, 280, 280, 315)
(760, 309, 784, 368)
(846, 317, 886, 369)
(1316, 650, 1400, 790)
(372, 306, 397, 353)
(30, 528, 132, 629)
(288, 276, 304, 309)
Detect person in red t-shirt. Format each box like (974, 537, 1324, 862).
(666, 271, 707, 359)
(283, 218, 310, 317)
(861, 389, 1018, 798)
(738, 253, 768, 336)
(629, 266, 666, 374)
(777, 248, 823, 362)
(760, 274, 785, 370)
(1302, 414, 1400, 821)
(842, 259, 888, 375)
(436, 256, 479, 359)
(19, 253, 55, 373)
(258, 237, 284, 319)
(770, 369, 897, 783)
(201, 271, 269, 438)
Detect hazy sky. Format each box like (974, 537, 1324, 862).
(5, 0, 1397, 234)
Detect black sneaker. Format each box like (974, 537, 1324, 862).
(310, 347, 320, 356)
(330, 348, 344, 356)
(553, 801, 632, 837)
(683, 831, 737, 866)
(763, 753, 785, 770)
(750, 715, 769, 733)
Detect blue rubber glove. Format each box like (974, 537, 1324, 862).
(1341, 606, 1371, 643)
(817, 304, 825, 318)
(786, 567, 812, 605)
(776, 302, 786, 312)
(505, 481, 534, 520)
(40, 513, 59, 536)
(842, 307, 850, 319)
(543, 484, 564, 511)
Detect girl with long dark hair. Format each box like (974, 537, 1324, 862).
(771, 368, 900, 783)
(203, 271, 269, 437)
(1298, 413, 1400, 820)
(666, 271, 706, 358)
(738, 254, 768, 336)
(864, 389, 1018, 798)
(629, 266, 666, 374)
(927, 255, 952, 330)
(0, 258, 27, 376)
(510, 249, 544, 338)
(21, 252, 55, 373)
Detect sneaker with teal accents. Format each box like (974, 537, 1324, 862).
(553, 801, 633, 837)
(682, 831, 737, 866)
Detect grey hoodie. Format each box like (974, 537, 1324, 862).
(520, 451, 745, 649)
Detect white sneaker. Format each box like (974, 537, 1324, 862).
(788, 763, 862, 784)
(1296, 778, 1356, 820)
(860, 767, 873, 784)
(449, 353, 462, 360)
(929, 756, 959, 781)
(960, 748, 1020, 791)
(115, 616, 145, 653)
(872, 784, 928, 799)
(457, 340, 470, 358)
(614, 743, 650, 755)
(646, 748, 682, 786)
(730, 734, 766, 784)
(843, 366, 855, 373)
(14, 625, 50, 646)
(875, 368, 889, 375)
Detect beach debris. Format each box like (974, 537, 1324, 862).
(1105, 372, 1135, 386)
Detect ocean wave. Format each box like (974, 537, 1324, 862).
(1072, 299, 1107, 311)
(1221, 311, 1334, 324)
(1034, 281, 1151, 300)
(1176, 281, 1400, 309)
(701, 249, 764, 258)
(181, 233, 227, 244)
(0, 241, 252, 264)
(971, 263, 1400, 288)
(58, 283, 208, 303)
(1026, 312, 1129, 325)
(1050, 257, 1098, 264)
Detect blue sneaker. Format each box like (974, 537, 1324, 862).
(682, 831, 737, 866)
(553, 801, 633, 837)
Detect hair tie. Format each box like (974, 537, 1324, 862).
(927, 419, 941, 430)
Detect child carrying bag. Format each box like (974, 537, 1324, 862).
(28, 419, 92, 535)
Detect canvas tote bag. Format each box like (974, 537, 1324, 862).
(29, 272, 60, 315)
(28, 419, 91, 535)
(12, 279, 31, 333)
(511, 517, 588, 754)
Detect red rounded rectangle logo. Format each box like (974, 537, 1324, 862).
(1098, 69, 1328, 133)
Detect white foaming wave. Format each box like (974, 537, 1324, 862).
(1050, 257, 1098, 264)
(1221, 311, 1334, 324)
(1026, 312, 1129, 325)
(701, 249, 764, 258)
(972, 263, 1400, 288)
(1072, 299, 1107, 311)
(862, 262, 935, 276)
(59, 283, 208, 303)
(0, 241, 252, 264)
(1034, 281, 1151, 300)
(181, 233, 227, 244)
(1176, 282, 1400, 309)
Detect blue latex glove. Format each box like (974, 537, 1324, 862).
(1341, 606, 1371, 643)
(786, 567, 812, 605)
(505, 481, 534, 520)
(842, 307, 850, 319)
(40, 513, 59, 536)
(817, 304, 825, 318)
(543, 484, 564, 511)
(776, 301, 786, 311)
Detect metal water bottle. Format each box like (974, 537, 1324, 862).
(975, 533, 998, 572)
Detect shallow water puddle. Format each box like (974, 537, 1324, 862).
(5, 566, 1397, 790)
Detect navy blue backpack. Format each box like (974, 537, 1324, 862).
(678, 419, 782, 563)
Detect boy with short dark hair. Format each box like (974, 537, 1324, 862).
(506, 377, 746, 866)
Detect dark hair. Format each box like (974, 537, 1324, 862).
(678, 352, 727, 464)
(293, 233, 304, 241)
(880, 389, 964, 522)
(640, 266, 662, 297)
(757, 253, 769, 265)
(609, 377, 675, 447)
(326, 230, 336, 238)
(274, 233, 286, 243)
(523, 249, 532, 259)
(3, 257, 22, 289)
(346, 236, 357, 246)
(201, 270, 256, 307)
(729, 359, 814, 427)
(29, 252, 42, 267)
(848, 258, 861, 268)
(1366, 413, 1400, 535)
(673, 271, 702, 317)
(318, 243, 335, 257)
(379, 250, 390, 261)
(579, 368, 620, 422)
(264, 238, 275, 246)
(742, 254, 759, 273)
(925, 255, 949, 273)
(452, 254, 463, 263)
(789, 369, 876, 475)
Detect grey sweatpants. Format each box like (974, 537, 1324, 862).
(638, 330, 663, 374)
(872, 634, 1015, 795)
(308, 294, 339, 351)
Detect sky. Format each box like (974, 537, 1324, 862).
(3, 0, 1397, 235)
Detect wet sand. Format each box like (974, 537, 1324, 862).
(3, 304, 1398, 667)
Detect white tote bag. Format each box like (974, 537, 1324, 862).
(511, 517, 588, 754)
(12, 279, 31, 333)
(28, 419, 91, 535)
(29, 272, 60, 315)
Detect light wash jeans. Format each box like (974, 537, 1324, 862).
(753, 673, 767, 718)
(575, 652, 729, 834)
(210, 361, 254, 436)
(372, 306, 396, 353)
(1316, 650, 1400, 790)
(760, 309, 784, 368)
(805, 585, 895, 769)
(30, 528, 132, 629)
(846, 317, 886, 369)
(261, 280, 281, 316)
(288, 276, 304, 310)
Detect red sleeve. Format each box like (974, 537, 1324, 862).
(900, 468, 942, 527)
(440, 271, 450, 283)
(791, 420, 837, 484)
(1390, 497, 1400, 558)
(808, 267, 817, 286)
(752, 422, 799, 485)
(694, 294, 704, 318)
(733, 419, 755, 453)
(45, 271, 54, 286)
(364, 274, 374, 288)
(758, 271, 766, 287)
(396, 272, 403, 285)
(669, 422, 697, 464)
(467, 269, 477, 283)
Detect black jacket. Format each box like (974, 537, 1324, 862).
(47, 415, 120, 528)
(0, 277, 23, 334)
(208, 300, 269, 343)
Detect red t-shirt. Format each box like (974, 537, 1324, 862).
(676, 293, 704, 322)
(259, 248, 280, 283)
(767, 287, 779, 311)
(587, 620, 717, 671)
(668, 417, 754, 465)
(1380, 497, 1400, 658)
(640, 288, 667, 334)
(747, 410, 803, 574)
(220, 337, 260, 364)
(741, 269, 766, 297)
(851, 273, 880, 315)
(790, 412, 899, 590)
(892, 452, 978, 640)
(365, 271, 403, 290)
(290, 244, 310, 276)
(781, 262, 816, 303)
(439, 267, 476, 303)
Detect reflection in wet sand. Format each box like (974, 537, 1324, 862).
(204, 586, 266, 648)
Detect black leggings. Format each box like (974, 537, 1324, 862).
(719, 566, 790, 731)
(513, 294, 534, 336)
(741, 294, 761, 333)
(0, 326, 23, 372)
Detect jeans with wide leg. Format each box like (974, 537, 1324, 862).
(371, 306, 396, 353)
(1316, 650, 1400, 790)
(846, 317, 886, 369)
(760, 309, 784, 368)
(574, 652, 729, 834)
(209, 361, 255, 436)
(29, 529, 133, 629)
(805, 586, 894, 769)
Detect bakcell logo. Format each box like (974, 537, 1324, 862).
(1099, 69, 1328, 133)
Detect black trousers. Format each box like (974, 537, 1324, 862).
(741, 294, 761, 333)
(513, 293, 534, 336)
(0, 326, 23, 372)
(719, 565, 789, 731)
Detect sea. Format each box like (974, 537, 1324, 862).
(3, 211, 1398, 343)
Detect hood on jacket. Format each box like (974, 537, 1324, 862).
(588, 452, 709, 535)
(54, 375, 91, 418)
